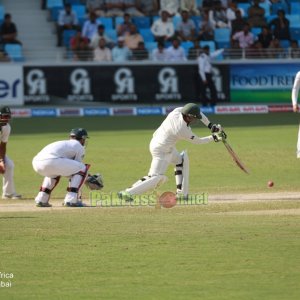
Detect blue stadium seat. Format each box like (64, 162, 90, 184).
(152, 15, 159, 23)
(47, 0, 63, 9)
(181, 41, 193, 55)
(132, 17, 151, 29)
(63, 29, 76, 47)
(200, 41, 216, 52)
(291, 2, 300, 14)
(115, 16, 124, 29)
(237, 3, 251, 17)
(0, 5, 4, 24)
(280, 39, 290, 48)
(173, 15, 182, 29)
(286, 14, 300, 27)
(290, 27, 300, 40)
(51, 6, 63, 22)
(145, 41, 157, 53)
(140, 28, 154, 42)
(270, 2, 289, 15)
(105, 29, 117, 41)
(65, 0, 82, 4)
(4, 44, 24, 62)
(191, 15, 201, 32)
(259, 2, 270, 17)
(72, 5, 86, 25)
(214, 28, 231, 42)
(251, 27, 262, 37)
(97, 17, 113, 29)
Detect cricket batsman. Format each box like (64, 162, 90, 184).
(292, 71, 300, 157)
(118, 103, 226, 201)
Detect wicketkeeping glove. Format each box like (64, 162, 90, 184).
(85, 173, 104, 190)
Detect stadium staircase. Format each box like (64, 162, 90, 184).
(1, 0, 64, 61)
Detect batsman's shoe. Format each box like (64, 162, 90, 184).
(117, 191, 134, 202)
(2, 193, 22, 200)
(36, 202, 52, 207)
(64, 201, 86, 207)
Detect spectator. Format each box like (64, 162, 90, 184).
(116, 13, 133, 36)
(231, 9, 248, 36)
(0, 13, 22, 45)
(198, 10, 214, 41)
(226, 1, 244, 27)
(160, 0, 179, 17)
(124, 24, 144, 50)
(90, 24, 115, 49)
(208, 0, 230, 29)
(86, 0, 106, 17)
(232, 23, 255, 49)
(257, 25, 273, 48)
(106, 0, 124, 17)
(197, 45, 224, 106)
(180, 0, 200, 16)
(188, 39, 202, 60)
(112, 36, 132, 61)
(151, 41, 169, 61)
(70, 29, 91, 61)
(267, 37, 285, 58)
(291, 40, 300, 59)
(248, 0, 267, 28)
(166, 37, 187, 61)
(132, 41, 149, 60)
(123, 0, 144, 17)
(140, 0, 159, 16)
(82, 12, 101, 41)
(57, 4, 79, 47)
(151, 10, 175, 43)
(269, 9, 290, 41)
(176, 10, 196, 42)
(93, 37, 112, 61)
(247, 40, 266, 59)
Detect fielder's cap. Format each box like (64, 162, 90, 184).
(181, 103, 202, 119)
(70, 128, 89, 140)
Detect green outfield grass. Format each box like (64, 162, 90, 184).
(0, 113, 300, 299)
(231, 90, 291, 103)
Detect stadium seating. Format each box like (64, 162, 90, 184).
(191, 15, 201, 32)
(105, 29, 117, 41)
(214, 28, 231, 48)
(4, 44, 24, 62)
(270, 2, 289, 15)
(51, 6, 63, 22)
(145, 41, 157, 53)
(65, 0, 82, 4)
(259, 2, 270, 17)
(63, 29, 76, 47)
(46, 0, 63, 9)
(0, 5, 4, 24)
(132, 17, 151, 29)
(172, 15, 182, 29)
(97, 17, 113, 30)
(200, 41, 216, 53)
(286, 14, 300, 27)
(280, 39, 290, 48)
(251, 27, 262, 37)
(237, 3, 250, 17)
(140, 28, 154, 42)
(290, 27, 300, 41)
(72, 5, 86, 25)
(290, 2, 300, 14)
(115, 16, 124, 29)
(181, 41, 193, 55)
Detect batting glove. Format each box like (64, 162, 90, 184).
(212, 131, 227, 142)
(209, 123, 223, 133)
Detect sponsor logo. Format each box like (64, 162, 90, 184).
(31, 108, 57, 117)
(24, 69, 50, 102)
(59, 108, 82, 116)
(112, 107, 135, 116)
(67, 69, 94, 102)
(83, 108, 110, 116)
(215, 105, 268, 114)
(156, 68, 181, 101)
(11, 109, 31, 118)
(112, 68, 137, 101)
(268, 105, 293, 113)
(136, 107, 162, 115)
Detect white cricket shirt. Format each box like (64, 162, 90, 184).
(292, 71, 300, 107)
(33, 139, 85, 162)
(152, 107, 213, 149)
(0, 123, 11, 143)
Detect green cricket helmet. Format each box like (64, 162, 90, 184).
(181, 103, 202, 119)
(0, 106, 12, 126)
(70, 128, 89, 140)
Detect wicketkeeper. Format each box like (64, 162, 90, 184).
(118, 103, 225, 201)
(32, 128, 103, 207)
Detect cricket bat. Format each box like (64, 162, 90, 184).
(222, 139, 249, 174)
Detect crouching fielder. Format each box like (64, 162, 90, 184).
(32, 128, 90, 207)
(118, 103, 225, 201)
(292, 71, 300, 158)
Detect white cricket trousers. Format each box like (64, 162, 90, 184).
(148, 139, 182, 176)
(2, 156, 17, 196)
